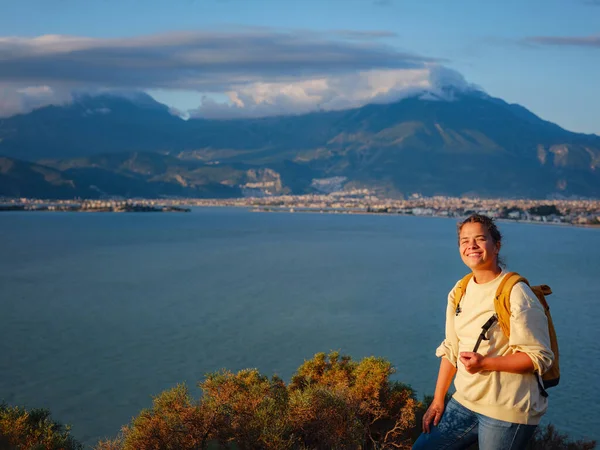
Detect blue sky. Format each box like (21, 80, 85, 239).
(0, 0, 598, 134)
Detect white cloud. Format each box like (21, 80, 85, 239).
(188, 66, 477, 118)
(0, 84, 72, 117)
(0, 30, 434, 90)
(0, 29, 478, 118)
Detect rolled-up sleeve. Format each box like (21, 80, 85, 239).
(509, 283, 554, 375)
(435, 283, 460, 366)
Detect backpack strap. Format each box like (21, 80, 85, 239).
(472, 315, 498, 353)
(453, 273, 474, 314)
(496, 272, 554, 397)
(494, 271, 528, 338)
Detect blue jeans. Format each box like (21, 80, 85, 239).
(412, 398, 537, 450)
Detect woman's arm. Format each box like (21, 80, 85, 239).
(459, 282, 553, 376)
(508, 283, 554, 375)
(434, 357, 458, 401)
(459, 351, 534, 374)
(482, 352, 534, 373)
(423, 357, 457, 433)
(425, 282, 461, 433)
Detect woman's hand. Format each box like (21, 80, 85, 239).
(459, 352, 486, 374)
(422, 399, 445, 433)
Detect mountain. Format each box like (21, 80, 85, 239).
(0, 93, 186, 161)
(0, 156, 86, 198)
(0, 152, 314, 199)
(1, 89, 599, 199)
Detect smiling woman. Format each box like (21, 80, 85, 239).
(413, 214, 554, 450)
(458, 217, 503, 275)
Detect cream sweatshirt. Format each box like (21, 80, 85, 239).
(436, 271, 554, 425)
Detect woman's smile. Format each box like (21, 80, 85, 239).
(459, 222, 499, 272)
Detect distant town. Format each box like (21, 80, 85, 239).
(0, 200, 190, 213)
(2, 193, 600, 226)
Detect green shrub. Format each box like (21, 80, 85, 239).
(4, 353, 596, 450)
(96, 384, 211, 450)
(0, 403, 82, 450)
(96, 352, 419, 450)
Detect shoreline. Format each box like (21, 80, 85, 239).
(1, 195, 599, 227)
(250, 206, 600, 228)
(3, 202, 599, 228)
(0, 204, 191, 213)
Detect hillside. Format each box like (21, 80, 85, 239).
(1, 89, 599, 198)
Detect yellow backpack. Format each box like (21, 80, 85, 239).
(453, 272, 560, 394)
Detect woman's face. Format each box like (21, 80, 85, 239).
(458, 222, 500, 271)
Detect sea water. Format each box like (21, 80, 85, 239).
(0, 208, 598, 446)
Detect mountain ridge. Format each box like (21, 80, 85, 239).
(1, 89, 599, 199)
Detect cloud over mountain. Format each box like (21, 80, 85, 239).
(0, 84, 73, 117)
(189, 66, 477, 118)
(0, 29, 476, 118)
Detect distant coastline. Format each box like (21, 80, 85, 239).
(0, 201, 190, 213)
(251, 205, 600, 228)
(2, 194, 599, 227)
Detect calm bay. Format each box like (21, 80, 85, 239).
(0, 207, 598, 446)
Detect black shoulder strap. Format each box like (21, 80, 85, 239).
(472, 315, 498, 353)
